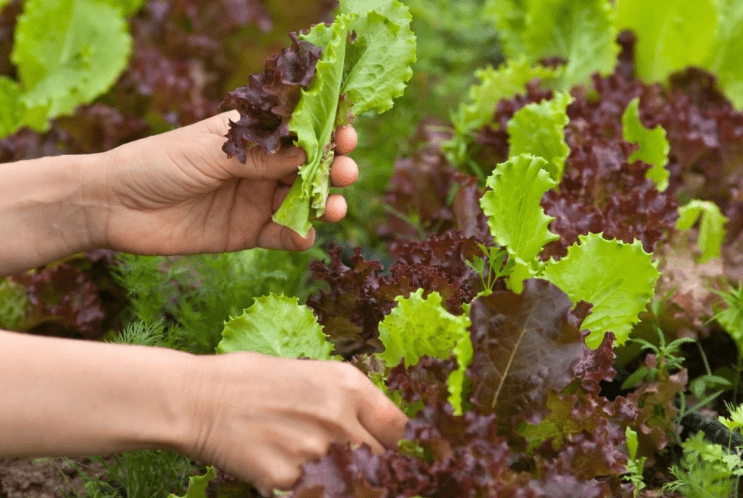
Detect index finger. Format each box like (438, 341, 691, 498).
(356, 382, 408, 449)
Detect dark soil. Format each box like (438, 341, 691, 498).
(0, 457, 100, 498)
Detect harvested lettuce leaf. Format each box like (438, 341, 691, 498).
(225, 1, 416, 236)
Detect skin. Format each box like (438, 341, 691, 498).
(0, 111, 407, 495)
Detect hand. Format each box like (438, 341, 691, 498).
(91, 111, 359, 254)
(181, 352, 408, 496)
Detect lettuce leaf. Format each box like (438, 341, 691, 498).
(444, 59, 561, 166)
(707, 0, 743, 108)
(216, 294, 335, 360)
(167, 466, 216, 498)
(676, 199, 728, 263)
(621, 97, 670, 191)
(377, 289, 472, 414)
(12, 0, 132, 127)
(272, 1, 416, 236)
(508, 91, 573, 182)
(615, 0, 717, 82)
(480, 154, 559, 292)
(485, 0, 618, 90)
(542, 233, 659, 348)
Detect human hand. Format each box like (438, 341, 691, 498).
(89, 111, 358, 254)
(180, 352, 408, 496)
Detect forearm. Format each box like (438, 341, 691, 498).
(0, 329, 195, 458)
(0, 154, 107, 276)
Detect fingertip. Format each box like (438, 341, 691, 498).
(336, 125, 358, 154)
(330, 156, 359, 188)
(322, 195, 347, 222)
(290, 227, 316, 251)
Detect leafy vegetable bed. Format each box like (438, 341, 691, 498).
(3, 0, 743, 497)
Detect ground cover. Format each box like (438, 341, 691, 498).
(3, 0, 743, 497)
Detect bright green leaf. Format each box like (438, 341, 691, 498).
(0, 76, 22, 138)
(167, 466, 216, 498)
(445, 59, 561, 166)
(543, 234, 659, 348)
(676, 199, 727, 263)
(12, 0, 131, 124)
(621, 97, 670, 191)
(216, 294, 334, 360)
(480, 154, 559, 291)
(615, 0, 717, 82)
(486, 0, 618, 90)
(707, 0, 743, 109)
(378, 289, 472, 414)
(99, 0, 144, 16)
(508, 91, 573, 182)
(340, 0, 392, 14)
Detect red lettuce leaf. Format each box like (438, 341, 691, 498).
(466, 279, 590, 428)
(221, 33, 322, 162)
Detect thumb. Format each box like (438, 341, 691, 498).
(241, 145, 307, 181)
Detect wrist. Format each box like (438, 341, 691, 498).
(0, 153, 109, 276)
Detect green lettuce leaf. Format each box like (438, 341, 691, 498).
(273, 1, 416, 236)
(167, 467, 216, 498)
(216, 294, 334, 360)
(485, 0, 618, 90)
(12, 0, 132, 126)
(542, 233, 659, 348)
(445, 59, 561, 166)
(378, 289, 472, 414)
(100, 0, 145, 16)
(615, 0, 717, 82)
(340, 0, 393, 14)
(621, 97, 670, 191)
(676, 199, 728, 264)
(707, 0, 743, 109)
(480, 154, 559, 292)
(0, 76, 22, 137)
(508, 91, 573, 182)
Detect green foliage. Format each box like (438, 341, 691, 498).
(107, 318, 175, 349)
(274, 0, 416, 236)
(615, 0, 717, 83)
(465, 244, 516, 294)
(714, 283, 743, 343)
(543, 234, 660, 348)
(663, 431, 743, 498)
(621, 326, 694, 390)
(63, 451, 194, 498)
(445, 59, 561, 169)
(623, 427, 648, 497)
(377, 289, 472, 413)
(622, 97, 670, 191)
(114, 249, 321, 354)
(708, 0, 743, 108)
(480, 154, 559, 292)
(484, 0, 619, 90)
(11, 0, 132, 131)
(677, 200, 728, 264)
(507, 91, 573, 182)
(0, 277, 28, 331)
(216, 294, 335, 360)
(168, 466, 216, 498)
